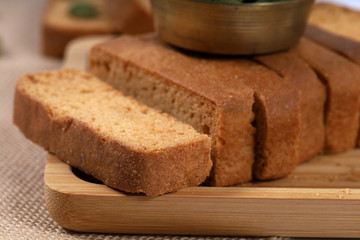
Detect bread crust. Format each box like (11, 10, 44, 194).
(255, 51, 326, 163)
(305, 24, 360, 65)
(251, 85, 300, 180)
(307, 3, 360, 66)
(309, 3, 360, 43)
(90, 35, 256, 186)
(90, 35, 301, 183)
(308, 3, 360, 148)
(13, 71, 212, 196)
(296, 38, 360, 153)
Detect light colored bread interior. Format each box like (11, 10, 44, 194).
(89, 34, 302, 185)
(90, 36, 256, 186)
(14, 69, 212, 196)
(17, 69, 205, 151)
(92, 55, 216, 140)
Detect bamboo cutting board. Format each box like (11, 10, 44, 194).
(44, 36, 360, 238)
(45, 152, 360, 238)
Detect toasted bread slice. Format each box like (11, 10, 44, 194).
(296, 38, 360, 153)
(13, 69, 212, 196)
(89, 34, 301, 184)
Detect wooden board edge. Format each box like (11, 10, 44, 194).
(47, 35, 360, 238)
(45, 153, 360, 200)
(44, 154, 360, 237)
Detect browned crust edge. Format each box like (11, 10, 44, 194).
(89, 40, 256, 187)
(305, 24, 360, 65)
(252, 89, 300, 180)
(13, 78, 212, 196)
(254, 52, 326, 163)
(209, 94, 255, 186)
(305, 25, 360, 148)
(90, 36, 303, 183)
(295, 38, 360, 153)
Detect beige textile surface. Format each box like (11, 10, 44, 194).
(0, 1, 292, 239)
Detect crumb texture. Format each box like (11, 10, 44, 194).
(14, 69, 212, 196)
(17, 69, 205, 151)
(90, 35, 256, 186)
(90, 34, 301, 184)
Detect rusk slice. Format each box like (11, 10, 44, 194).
(307, 3, 360, 64)
(309, 3, 360, 42)
(305, 24, 360, 66)
(13, 69, 212, 196)
(255, 51, 326, 163)
(89, 35, 300, 184)
(90, 35, 255, 186)
(307, 4, 360, 147)
(296, 38, 360, 153)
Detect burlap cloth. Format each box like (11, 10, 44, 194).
(1, 1, 326, 239)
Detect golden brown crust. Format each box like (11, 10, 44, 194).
(307, 4, 360, 148)
(309, 3, 360, 42)
(307, 3, 360, 66)
(89, 34, 301, 183)
(305, 24, 360, 65)
(295, 38, 360, 153)
(13, 70, 212, 196)
(209, 93, 255, 186)
(235, 60, 301, 180)
(90, 35, 256, 186)
(255, 51, 326, 163)
(251, 86, 300, 180)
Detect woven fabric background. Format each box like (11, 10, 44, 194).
(1, 0, 353, 239)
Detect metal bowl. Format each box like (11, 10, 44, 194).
(151, 0, 314, 55)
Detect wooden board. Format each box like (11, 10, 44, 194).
(44, 36, 360, 238)
(45, 152, 360, 238)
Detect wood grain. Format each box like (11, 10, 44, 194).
(45, 152, 360, 237)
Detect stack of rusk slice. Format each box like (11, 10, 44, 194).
(14, 2, 360, 196)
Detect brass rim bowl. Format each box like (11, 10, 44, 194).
(151, 0, 315, 55)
